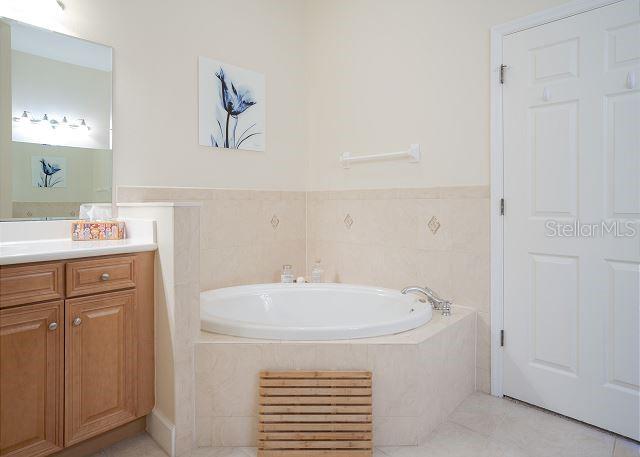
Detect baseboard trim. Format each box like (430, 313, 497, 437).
(52, 417, 146, 457)
(146, 408, 175, 457)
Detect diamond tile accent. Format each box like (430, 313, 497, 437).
(270, 215, 280, 229)
(427, 216, 441, 234)
(344, 213, 354, 229)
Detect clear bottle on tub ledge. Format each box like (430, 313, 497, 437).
(281, 265, 294, 283)
(310, 260, 324, 283)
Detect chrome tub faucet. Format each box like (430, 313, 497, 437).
(401, 285, 452, 316)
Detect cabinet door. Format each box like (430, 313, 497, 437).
(65, 290, 136, 446)
(0, 301, 63, 457)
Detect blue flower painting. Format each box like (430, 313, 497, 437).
(31, 156, 66, 188)
(199, 57, 265, 151)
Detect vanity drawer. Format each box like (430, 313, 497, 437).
(66, 255, 136, 297)
(0, 262, 65, 308)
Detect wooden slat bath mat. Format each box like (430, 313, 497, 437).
(258, 370, 373, 457)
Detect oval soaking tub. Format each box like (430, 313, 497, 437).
(200, 283, 432, 340)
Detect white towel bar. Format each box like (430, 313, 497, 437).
(340, 144, 420, 168)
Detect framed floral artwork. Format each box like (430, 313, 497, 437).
(198, 57, 265, 151)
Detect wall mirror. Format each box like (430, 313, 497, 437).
(0, 18, 112, 221)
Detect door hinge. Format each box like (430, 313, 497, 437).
(500, 198, 505, 215)
(500, 329, 505, 347)
(499, 64, 507, 84)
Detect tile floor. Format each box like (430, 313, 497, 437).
(95, 393, 639, 457)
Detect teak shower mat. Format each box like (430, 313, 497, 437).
(258, 370, 373, 457)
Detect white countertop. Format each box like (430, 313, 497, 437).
(0, 219, 157, 265)
(0, 239, 157, 265)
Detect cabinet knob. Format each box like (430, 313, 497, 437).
(48, 322, 58, 331)
(100, 272, 110, 281)
(73, 317, 82, 326)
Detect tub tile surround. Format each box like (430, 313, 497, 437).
(194, 307, 476, 447)
(118, 185, 491, 394)
(305, 186, 491, 391)
(118, 187, 306, 290)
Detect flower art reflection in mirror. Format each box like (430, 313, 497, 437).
(32, 156, 66, 188)
(198, 57, 265, 151)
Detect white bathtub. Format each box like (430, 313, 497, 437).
(200, 283, 432, 340)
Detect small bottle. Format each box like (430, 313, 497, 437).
(281, 265, 294, 283)
(310, 260, 324, 283)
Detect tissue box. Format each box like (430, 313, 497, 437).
(71, 221, 126, 241)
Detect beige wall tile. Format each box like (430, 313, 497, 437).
(258, 240, 306, 284)
(367, 344, 424, 417)
(447, 198, 490, 255)
(261, 343, 319, 370)
(417, 331, 447, 442)
(476, 367, 491, 394)
(476, 311, 491, 372)
(315, 344, 368, 370)
(414, 250, 453, 298)
(174, 206, 201, 287)
(414, 199, 452, 252)
(450, 251, 490, 312)
(119, 186, 308, 291)
(442, 313, 476, 417)
(306, 240, 339, 282)
(194, 308, 477, 447)
(195, 416, 212, 447)
(198, 344, 263, 417)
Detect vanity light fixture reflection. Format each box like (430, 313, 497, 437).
(12, 110, 29, 123)
(12, 111, 91, 131)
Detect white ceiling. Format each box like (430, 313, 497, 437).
(10, 20, 112, 72)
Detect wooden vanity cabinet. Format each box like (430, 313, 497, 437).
(0, 301, 64, 457)
(64, 291, 137, 446)
(0, 252, 154, 457)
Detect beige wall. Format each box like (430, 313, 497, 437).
(52, 0, 309, 191)
(305, 0, 570, 190)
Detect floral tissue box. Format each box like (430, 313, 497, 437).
(71, 221, 126, 241)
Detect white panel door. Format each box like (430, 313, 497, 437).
(503, 0, 640, 440)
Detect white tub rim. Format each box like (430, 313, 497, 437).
(200, 282, 433, 341)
